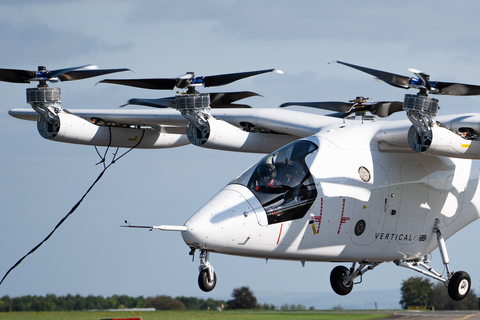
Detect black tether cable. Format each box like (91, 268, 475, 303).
(0, 128, 146, 286)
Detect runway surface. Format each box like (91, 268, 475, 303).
(379, 310, 480, 319)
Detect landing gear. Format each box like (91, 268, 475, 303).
(330, 261, 381, 296)
(330, 266, 353, 295)
(448, 271, 471, 301)
(198, 268, 217, 292)
(197, 250, 217, 292)
(396, 219, 471, 301)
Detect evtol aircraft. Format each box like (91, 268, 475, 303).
(4, 61, 480, 301)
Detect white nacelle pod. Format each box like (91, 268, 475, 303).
(37, 112, 190, 149)
(408, 125, 480, 159)
(186, 117, 297, 154)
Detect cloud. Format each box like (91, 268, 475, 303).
(0, 6, 133, 67)
(125, 0, 480, 60)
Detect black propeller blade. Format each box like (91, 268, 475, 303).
(100, 78, 177, 90)
(361, 101, 404, 118)
(280, 99, 403, 118)
(122, 97, 176, 108)
(332, 61, 411, 89)
(122, 91, 260, 109)
(432, 81, 480, 96)
(57, 68, 132, 82)
(209, 91, 260, 106)
(280, 101, 353, 113)
(0, 65, 131, 84)
(99, 69, 279, 90)
(332, 61, 480, 96)
(202, 69, 276, 87)
(0, 68, 36, 83)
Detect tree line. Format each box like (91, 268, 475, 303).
(0, 294, 223, 312)
(0, 286, 273, 312)
(400, 277, 479, 310)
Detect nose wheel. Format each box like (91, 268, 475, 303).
(330, 266, 353, 295)
(198, 250, 217, 292)
(198, 268, 217, 292)
(330, 261, 381, 296)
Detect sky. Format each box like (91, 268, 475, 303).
(2, 0, 480, 310)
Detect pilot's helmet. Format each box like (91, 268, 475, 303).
(257, 163, 276, 179)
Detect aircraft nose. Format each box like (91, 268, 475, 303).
(182, 185, 260, 251)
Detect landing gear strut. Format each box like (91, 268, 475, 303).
(330, 261, 381, 296)
(197, 250, 216, 292)
(395, 219, 471, 301)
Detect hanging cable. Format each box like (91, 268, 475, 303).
(0, 129, 146, 286)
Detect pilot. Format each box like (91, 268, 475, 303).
(256, 163, 277, 189)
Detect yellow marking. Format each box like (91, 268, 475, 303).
(128, 135, 139, 141)
(311, 224, 316, 235)
(461, 143, 471, 148)
(363, 205, 368, 209)
(455, 313, 480, 320)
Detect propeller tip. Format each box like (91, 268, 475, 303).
(408, 68, 423, 74)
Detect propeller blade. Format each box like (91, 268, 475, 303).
(359, 101, 404, 118)
(333, 61, 411, 89)
(123, 91, 259, 109)
(100, 69, 278, 90)
(203, 69, 276, 87)
(0, 68, 36, 83)
(58, 68, 132, 81)
(433, 81, 480, 96)
(210, 91, 260, 107)
(122, 97, 176, 108)
(324, 112, 348, 118)
(0, 65, 131, 83)
(280, 101, 353, 113)
(99, 78, 177, 90)
(49, 64, 97, 78)
(216, 103, 251, 108)
(281, 100, 403, 118)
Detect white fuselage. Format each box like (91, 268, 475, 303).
(182, 119, 480, 263)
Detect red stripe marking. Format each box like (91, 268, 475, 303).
(337, 199, 350, 234)
(316, 198, 323, 233)
(276, 223, 283, 244)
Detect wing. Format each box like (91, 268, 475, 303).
(8, 107, 340, 154)
(11, 106, 480, 159)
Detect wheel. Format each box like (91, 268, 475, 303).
(448, 271, 471, 301)
(330, 266, 353, 295)
(198, 269, 217, 292)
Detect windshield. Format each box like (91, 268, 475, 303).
(230, 140, 318, 224)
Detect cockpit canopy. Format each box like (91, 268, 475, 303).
(230, 140, 318, 224)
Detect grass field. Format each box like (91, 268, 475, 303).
(0, 310, 393, 320)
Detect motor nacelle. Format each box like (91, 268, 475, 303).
(408, 125, 480, 159)
(186, 117, 297, 154)
(37, 111, 189, 149)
